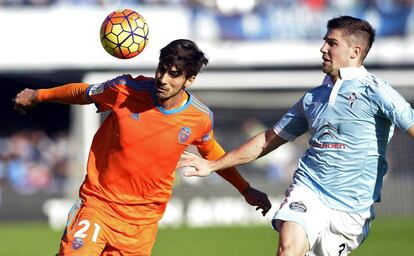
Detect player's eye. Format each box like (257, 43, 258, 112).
(168, 72, 180, 78)
(327, 40, 337, 46)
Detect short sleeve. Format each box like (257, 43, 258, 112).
(273, 96, 309, 141)
(87, 74, 131, 112)
(372, 82, 414, 132)
(193, 109, 214, 146)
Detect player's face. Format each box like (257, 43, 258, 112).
(154, 64, 194, 108)
(320, 29, 353, 81)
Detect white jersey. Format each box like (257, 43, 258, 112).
(274, 66, 414, 213)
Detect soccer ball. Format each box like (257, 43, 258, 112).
(100, 9, 149, 59)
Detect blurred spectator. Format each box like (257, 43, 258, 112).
(303, 0, 326, 11)
(374, 0, 413, 36)
(0, 130, 71, 194)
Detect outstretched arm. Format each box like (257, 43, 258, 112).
(195, 137, 272, 216)
(179, 128, 287, 177)
(13, 83, 91, 114)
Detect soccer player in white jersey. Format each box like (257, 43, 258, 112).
(177, 16, 414, 256)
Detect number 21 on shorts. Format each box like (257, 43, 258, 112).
(74, 219, 101, 243)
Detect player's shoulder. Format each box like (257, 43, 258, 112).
(104, 74, 154, 89)
(302, 83, 329, 102)
(354, 71, 408, 108)
(361, 71, 393, 97)
(308, 83, 328, 93)
(123, 75, 155, 91)
(188, 93, 213, 119)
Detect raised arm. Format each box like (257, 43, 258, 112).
(13, 83, 91, 114)
(179, 128, 288, 177)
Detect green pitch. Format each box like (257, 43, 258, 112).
(0, 217, 412, 255)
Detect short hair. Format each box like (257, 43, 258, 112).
(159, 39, 209, 78)
(327, 16, 376, 61)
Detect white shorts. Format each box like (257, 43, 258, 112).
(272, 185, 374, 256)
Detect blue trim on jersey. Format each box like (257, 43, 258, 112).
(85, 84, 102, 112)
(66, 200, 81, 227)
(150, 88, 193, 115)
(85, 84, 93, 102)
(123, 78, 154, 91)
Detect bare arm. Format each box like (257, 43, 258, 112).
(407, 124, 414, 140)
(179, 128, 288, 177)
(194, 134, 274, 215)
(211, 128, 287, 171)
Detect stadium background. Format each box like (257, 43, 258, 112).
(0, 0, 413, 255)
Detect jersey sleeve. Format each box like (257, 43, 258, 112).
(372, 81, 414, 132)
(274, 96, 309, 141)
(191, 106, 214, 146)
(86, 74, 132, 112)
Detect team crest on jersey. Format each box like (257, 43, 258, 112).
(72, 237, 84, 250)
(289, 201, 307, 212)
(130, 113, 140, 120)
(89, 83, 104, 95)
(178, 127, 191, 144)
(348, 92, 358, 108)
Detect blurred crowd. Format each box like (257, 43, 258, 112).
(1, 0, 413, 40)
(0, 130, 70, 195)
(189, 0, 414, 40)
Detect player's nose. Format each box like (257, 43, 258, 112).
(320, 43, 328, 53)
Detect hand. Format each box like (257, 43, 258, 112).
(177, 151, 214, 177)
(13, 88, 38, 114)
(241, 186, 272, 216)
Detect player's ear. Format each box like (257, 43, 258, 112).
(184, 75, 196, 88)
(350, 45, 361, 59)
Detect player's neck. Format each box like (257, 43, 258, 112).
(160, 91, 189, 110)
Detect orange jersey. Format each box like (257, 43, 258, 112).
(80, 75, 215, 225)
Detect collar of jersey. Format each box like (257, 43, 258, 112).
(151, 88, 192, 115)
(322, 65, 367, 87)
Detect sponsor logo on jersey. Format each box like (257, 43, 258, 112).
(178, 127, 191, 144)
(312, 142, 346, 149)
(72, 237, 84, 250)
(316, 123, 338, 140)
(313, 122, 347, 149)
(289, 201, 307, 212)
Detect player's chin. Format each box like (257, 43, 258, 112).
(321, 65, 331, 74)
(154, 90, 169, 99)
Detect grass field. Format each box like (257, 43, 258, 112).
(0, 217, 413, 255)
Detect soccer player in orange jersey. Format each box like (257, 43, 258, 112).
(13, 39, 272, 256)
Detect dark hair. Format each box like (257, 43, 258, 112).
(327, 16, 376, 61)
(159, 39, 209, 78)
